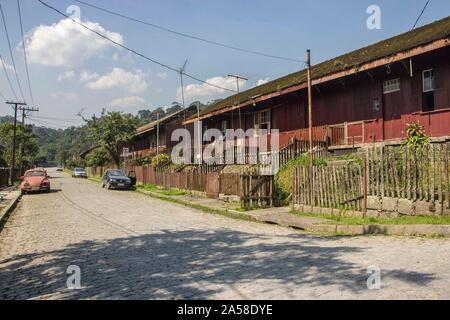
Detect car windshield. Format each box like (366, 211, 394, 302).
(74, 168, 85, 172)
(108, 170, 125, 177)
(25, 171, 45, 177)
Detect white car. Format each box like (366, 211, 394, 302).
(72, 167, 88, 179)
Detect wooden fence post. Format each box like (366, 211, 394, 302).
(362, 159, 367, 217)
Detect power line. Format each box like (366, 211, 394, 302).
(0, 88, 6, 101)
(0, 2, 26, 102)
(412, 0, 431, 30)
(17, 0, 35, 106)
(27, 117, 70, 129)
(74, 0, 305, 64)
(38, 0, 237, 93)
(0, 53, 18, 101)
(31, 115, 81, 123)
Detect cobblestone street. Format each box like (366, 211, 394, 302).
(0, 169, 449, 300)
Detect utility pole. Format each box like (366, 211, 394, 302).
(178, 60, 192, 163)
(156, 111, 160, 166)
(196, 101, 202, 170)
(228, 74, 247, 130)
(6, 101, 27, 185)
(306, 50, 313, 165)
(19, 106, 39, 174)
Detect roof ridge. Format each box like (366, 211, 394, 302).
(193, 15, 450, 120)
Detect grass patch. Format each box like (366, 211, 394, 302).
(137, 184, 186, 196)
(293, 210, 450, 225)
(135, 187, 255, 222)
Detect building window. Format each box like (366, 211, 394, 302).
(422, 69, 435, 111)
(383, 78, 400, 94)
(254, 110, 271, 136)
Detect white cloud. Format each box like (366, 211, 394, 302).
(256, 78, 270, 86)
(86, 68, 147, 93)
(80, 70, 99, 82)
(50, 92, 78, 101)
(0, 57, 14, 72)
(157, 72, 167, 80)
(57, 70, 75, 82)
(178, 76, 246, 102)
(24, 18, 124, 67)
(109, 96, 146, 108)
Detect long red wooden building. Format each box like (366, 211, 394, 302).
(184, 16, 450, 151)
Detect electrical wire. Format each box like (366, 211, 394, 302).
(412, 0, 431, 30)
(38, 0, 237, 93)
(74, 0, 305, 64)
(31, 115, 81, 123)
(17, 0, 35, 106)
(28, 116, 72, 129)
(0, 88, 6, 101)
(0, 53, 18, 101)
(0, 2, 26, 102)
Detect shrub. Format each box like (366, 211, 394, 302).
(273, 155, 327, 206)
(151, 153, 171, 167)
(403, 122, 429, 149)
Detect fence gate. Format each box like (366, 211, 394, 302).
(240, 174, 273, 209)
(293, 164, 364, 211)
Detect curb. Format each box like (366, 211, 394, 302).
(135, 188, 257, 222)
(135, 188, 450, 238)
(0, 191, 22, 232)
(308, 223, 450, 237)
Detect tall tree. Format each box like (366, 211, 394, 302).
(89, 112, 139, 166)
(0, 123, 40, 168)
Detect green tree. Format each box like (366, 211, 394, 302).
(0, 123, 40, 168)
(89, 112, 139, 166)
(86, 148, 112, 167)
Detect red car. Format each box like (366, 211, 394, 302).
(20, 169, 51, 193)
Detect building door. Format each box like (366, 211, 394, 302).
(382, 78, 406, 140)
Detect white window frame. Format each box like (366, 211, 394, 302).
(422, 69, 434, 93)
(254, 110, 271, 137)
(383, 78, 401, 94)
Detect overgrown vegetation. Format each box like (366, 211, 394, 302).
(138, 184, 186, 196)
(85, 147, 112, 167)
(403, 122, 430, 149)
(273, 155, 327, 206)
(0, 122, 40, 168)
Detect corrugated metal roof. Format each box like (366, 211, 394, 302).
(136, 108, 187, 135)
(192, 15, 450, 120)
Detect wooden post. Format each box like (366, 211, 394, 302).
(307, 49, 313, 165)
(362, 159, 367, 216)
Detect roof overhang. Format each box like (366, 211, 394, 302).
(184, 37, 450, 125)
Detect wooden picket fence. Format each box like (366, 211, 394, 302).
(240, 174, 274, 209)
(86, 165, 243, 197)
(293, 143, 450, 213)
(279, 138, 328, 167)
(293, 164, 364, 211)
(367, 144, 450, 207)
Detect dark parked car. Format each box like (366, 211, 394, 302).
(101, 169, 136, 190)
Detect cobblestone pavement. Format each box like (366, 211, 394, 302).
(0, 169, 449, 300)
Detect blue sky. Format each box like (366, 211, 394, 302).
(0, 0, 449, 128)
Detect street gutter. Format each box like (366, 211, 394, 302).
(0, 190, 22, 232)
(136, 187, 450, 237)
